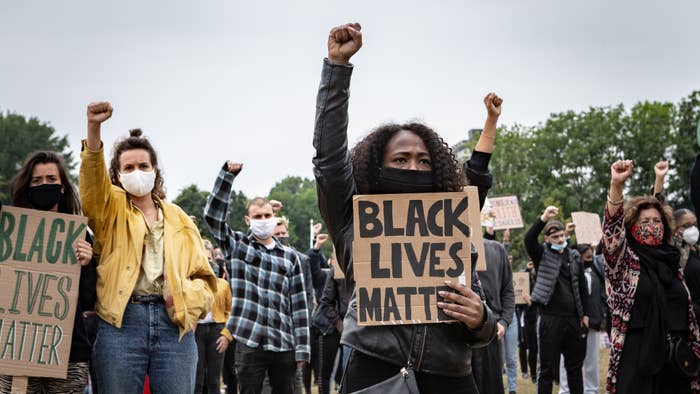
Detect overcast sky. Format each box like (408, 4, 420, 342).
(1, 1, 699, 199)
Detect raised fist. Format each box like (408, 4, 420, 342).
(610, 160, 633, 186)
(654, 160, 669, 178)
(312, 222, 323, 236)
(328, 23, 362, 65)
(226, 161, 243, 175)
(565, 222, 576, 235)
(487, 208, 497, 219)
(314, 233, 329, 250)
(484, 93, 503, 118)
(270, 200, 283, 213)
(541, 206, 559, 222)
(87, 102, 113, 124)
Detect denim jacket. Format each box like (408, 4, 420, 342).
(311, 59, 497, 377)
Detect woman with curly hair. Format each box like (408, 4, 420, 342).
(602, 159, 700, 394)
(312, 23, 502, 393)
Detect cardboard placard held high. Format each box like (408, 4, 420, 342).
(352, 189, 479, 326)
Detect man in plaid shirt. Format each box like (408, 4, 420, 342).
(204, 161, 310, 394)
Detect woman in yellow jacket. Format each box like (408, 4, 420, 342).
(80, 102, 217, 394)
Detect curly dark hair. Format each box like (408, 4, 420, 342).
(623, 195, 675, 245)
(350, 123, 466, 194)
(109, 128, 166, 199)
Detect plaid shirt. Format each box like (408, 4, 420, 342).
(204, 167, 310, 362)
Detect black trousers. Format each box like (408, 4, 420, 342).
(537, 314, 587, 394)
(519, 316, 538, 378)
(234, 342, 296, 394)
(195, 322, 226, 393)
(302, 326, 321, 394)
(472, 338, 505, 394)
(341, 349, 479, 394)
(318, 331, 341, 394)
(222, 341, 238, 394)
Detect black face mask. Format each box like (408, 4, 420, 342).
(278, 236, 290, 246)
(374, 167, 435, 194)
(583, 259, 593, 268)
(28, 184, 62, 211)
(209, 262, 221, 277)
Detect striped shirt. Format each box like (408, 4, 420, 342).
(204, 167, 310, 362)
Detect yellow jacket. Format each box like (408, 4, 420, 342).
(79, 140, 216, 338)
(211, 277, 233, 340)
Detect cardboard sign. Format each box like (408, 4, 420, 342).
(512, 272, 530, 305)
(486, 196, 524, 230)
(571, 211, 603, 246)
(464, 187, 486, 272)
(0, 206, 86, 379)
(352, 191, 475, 326)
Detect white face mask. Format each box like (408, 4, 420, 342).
(683, 226, 699, 245)
(119, 169, 156, 197)
(249, 217, 277, 240)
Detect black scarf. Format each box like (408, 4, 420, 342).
(629, 238, 680, 374)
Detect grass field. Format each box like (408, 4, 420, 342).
(505, 349, 610, 394)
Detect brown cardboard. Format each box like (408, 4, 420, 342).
(464, 187, 486, 272)
(10, 376, 27, 394)
(0, 206, 86, 379)
(512, 272, 531, 305)
(488, 196, 524, 230)
(352, 192, 474, 326)
(571, 211, 603, 246)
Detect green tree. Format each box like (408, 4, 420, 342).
(173, 184, 213, 239)
(0, 111, 76, 202)
(618, 101, 677, 198)
(454, 124, 537, 266)
(172, 184, 248, 242)
(268, 176, 323, 252)
(669, 91, 700, 208)
(225, 190, 250, 235)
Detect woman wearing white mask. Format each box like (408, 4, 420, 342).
(80, 102, 217, 394)
(676, 209, 700, 321)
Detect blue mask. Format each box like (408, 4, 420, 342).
(550, 241, 568, 251)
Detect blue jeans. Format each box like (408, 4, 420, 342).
(92, 302, 197, 394)
(504, 311, 519, 392)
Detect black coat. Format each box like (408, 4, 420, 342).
(312, 59, 497, 377)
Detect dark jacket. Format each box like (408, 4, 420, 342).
(478, 239, 515, 328)
(525, 219, 588, 319)
(307, 248, 331, 304)
(312, 59, 497, 377)
(312, 265, 351, 334)
(585, 256, 607, 330)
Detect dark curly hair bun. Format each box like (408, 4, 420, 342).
(129, 128, 143, 138)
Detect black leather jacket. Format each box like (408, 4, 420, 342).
(311, 59, 497, 377)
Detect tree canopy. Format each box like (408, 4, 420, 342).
(0, 112, 76, 202)
(454, 91, 700, 268)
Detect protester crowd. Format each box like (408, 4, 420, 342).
(1, 22, 700, 394)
